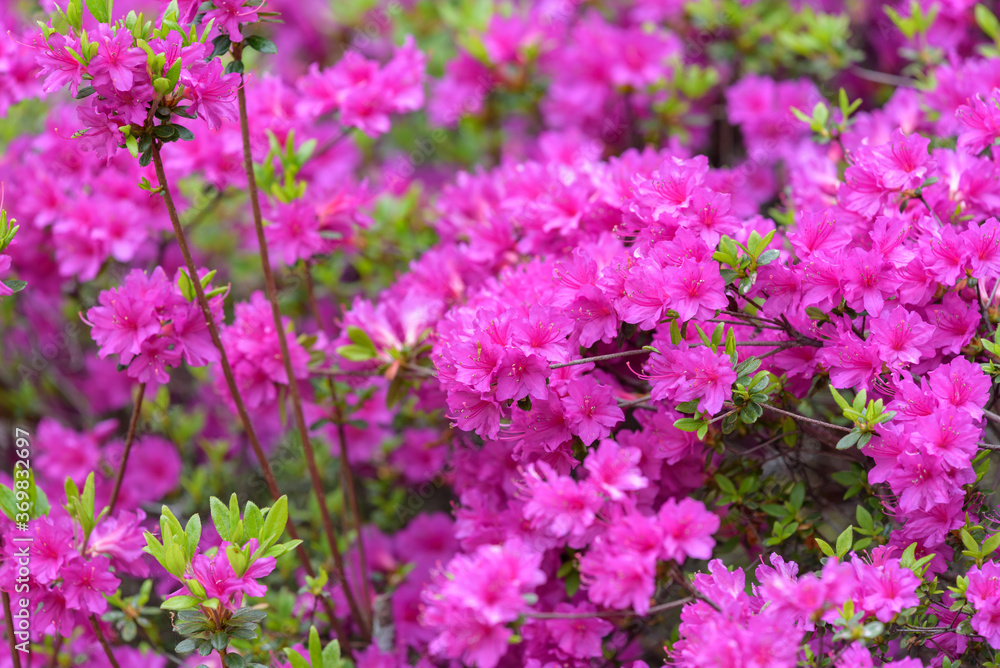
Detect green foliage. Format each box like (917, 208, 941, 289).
(283, 626, 353, 668)
(828, 387, 896, 450)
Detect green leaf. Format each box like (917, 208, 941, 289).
(261, 495, 288, 548)
(210, 497, 232, 541)
(836, 526, 853, 558)
(209, 35, 231, 59)
(789, 483, 805, 511)
(225, 653, 246, 668)
(757, 249, 780, 265)
(336, 344, 376, 362)
(283, 650, 311, 668)
(153, 124, 179, 141)
(225, 60, 245, 75)
(309, 626, 323, 667)
(184, 514, 201, 560)
(977, 4, 1000, 40)
(322, 639, 344, 668)
(714, 474, 737, 496)
(244, 34, 277, 54)
(762, 504, 788, 518)
(0, 486, 16, 520)
(175, 125, 195, 141)
(982, 533, 1000, 557)
(673, 417, 705, 432)
(740, 402, 763, 424)
(85, 0, 110, 23)
(829, 386, 851, 410)
(175, 638, 198, 654)
(856, 505, 874, 531)
(836, 430, 861, 450)
(210, 632, 228, 652)
(162, 595, 201, 611)
(815, 537, 835, 557)
(960, 528, 979, 554)
(243, 501, 263, 541)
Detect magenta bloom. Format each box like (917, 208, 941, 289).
(523, 461, 602, 542)
(857, 560, 920, 623)
(641, 343, 737, 414)
(563, 377, 624, 445)
(657, 497, 719, 563)
(88, 25, 146, 92)
(61, 556, 121, 614)
(30, 516, 76, 584)
(583, 439, 648, 501)
(204, 0, 261, 42)
(542, 603, 614, 659)
(956, 91, 1000, 154)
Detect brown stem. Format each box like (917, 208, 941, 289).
(149, 142, 351, 654)
(303, 262, 374, 631)
(232, 49, 369, 638)
(2, 593, 21, 668)
(90, 616, 120, 668)
(724, 401, 852, 433)
(107, 383, 146, 515)
(331, 383, 373, 626)
(524, 597, 692, 619)
(551, 348, 650, 369)
(47, 635, 63, 668)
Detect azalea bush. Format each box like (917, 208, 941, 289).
(6, 0, 1000, 666)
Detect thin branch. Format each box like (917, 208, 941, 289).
(850, 66, 918, 88)
(2, 593, 21, 668)
(724, 401, 852, 432)
(524, 597, 693, 620)
(551, 349, 650, 369)
(107, 383, 146, 515)
(233, 41, 369, 638)
(90, 616, 120, 668)
(149, 142, 349, 650)
(617, 394, 653, 410)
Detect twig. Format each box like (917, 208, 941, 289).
(984, 410, 1000, 429)
(2, 593, 21, 668)
(850, 66, 918, 88)
(149, 142, 349, 651)
(551, 349, 650, 369)
(233, 42, 369, 638)
(107, 383, 146, 515)
(524, 597, 693, 620)
(90, 616, 120, 668)
(723, 401, 852, 432)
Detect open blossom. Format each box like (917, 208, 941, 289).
(204, 0, 262, 41)
(658, 497, 719, 563)
(583, 439, 648, 500)
(640, 343, 736, 414)
(522, 461, 602, 542)
(422, 540, 545, 667)
(956, 91, 1000, 154)
(61, 556, 120, 614)
(84, 267, 220, 384)
(297, 37, 426, 136)
(967, 562, 1000, 647)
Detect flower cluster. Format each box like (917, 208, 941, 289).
(84, 267, 221, 385)
(297, 35, 426, 136)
